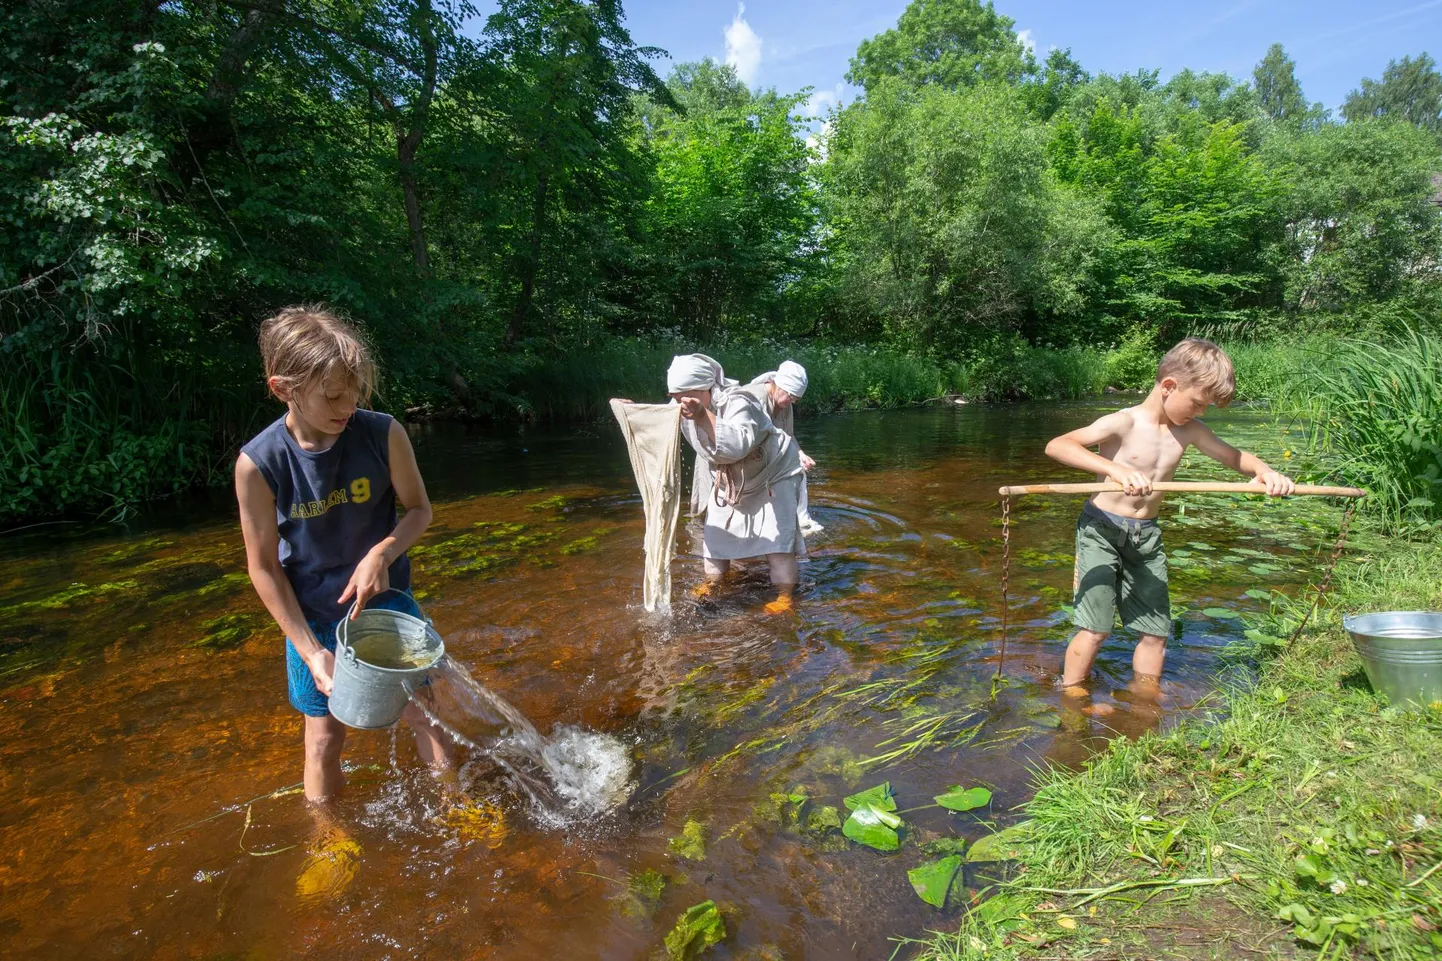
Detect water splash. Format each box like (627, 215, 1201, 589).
(405, 655, 634, 826)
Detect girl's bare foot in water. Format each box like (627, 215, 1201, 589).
(296, 809, 362, 904)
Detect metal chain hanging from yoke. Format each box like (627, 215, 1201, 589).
(1285, 498, 1358, 649)
(997, 493, 1011, 681)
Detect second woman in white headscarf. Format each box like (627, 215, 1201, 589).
(744, 360, 822, 534)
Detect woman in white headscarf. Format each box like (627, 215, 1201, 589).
(743, 360, 823, 534)
(667, 353, 806, 613)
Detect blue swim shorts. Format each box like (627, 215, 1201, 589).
(285, 591, 422, 717)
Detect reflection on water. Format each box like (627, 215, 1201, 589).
(0, 403, 1348, 959)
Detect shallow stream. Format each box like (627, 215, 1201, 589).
(0, 402, 1350, 959)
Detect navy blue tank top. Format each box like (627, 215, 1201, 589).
(241, 408, 411, 625)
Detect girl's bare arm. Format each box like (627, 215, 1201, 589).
(235, 454, 335, 690)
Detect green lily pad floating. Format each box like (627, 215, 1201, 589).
(1244, 588, 1274, 601)
(664, 900, 726, 959)
(842, 804, 902, 851)
(1201, 607, 1241, 619)
(934, 785, 992, 812)
(843, 782, 897, 812)
(908, 854, 963, 908)
(667, 819, 706, 861)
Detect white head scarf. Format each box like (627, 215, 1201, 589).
(667, 353, 735, 402)
(752, 360, 808, 399)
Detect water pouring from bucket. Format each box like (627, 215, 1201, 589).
(328, 590, 634, 823)
(404, 657, 636, 826)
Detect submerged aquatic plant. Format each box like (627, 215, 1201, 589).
(667, 819, 707, 861)
(663, 900, 726, 959)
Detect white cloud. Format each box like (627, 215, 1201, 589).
(801, 83, 846, 119)
(724, 3, 763, 86)
(1017, 28, 1036, 53)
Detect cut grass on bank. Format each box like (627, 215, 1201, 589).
(899, 537, 1442, 961)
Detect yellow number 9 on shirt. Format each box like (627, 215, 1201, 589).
(350, 477, 371, 504)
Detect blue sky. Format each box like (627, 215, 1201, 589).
(472, 1, 1442, 118)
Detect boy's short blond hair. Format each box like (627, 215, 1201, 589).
(258, 305, 377, 403)
(1157, 338, 1235, 407)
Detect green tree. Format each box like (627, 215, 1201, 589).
(846, 0, 1033, 94)
(1264, 120, 1442, 312)
(1022, 47, 1089, 120)
(1343, 52, 1442, 133)
(634, 60, 818, 335)
(1253, 43, 1307, 122)
(479, 0, 671, 345)
(1051, 99, 1281, 330)
(823, 80, 1108, 348)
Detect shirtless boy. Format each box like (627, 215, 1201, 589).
(1044, 338, 1295, 692)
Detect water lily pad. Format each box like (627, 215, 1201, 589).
(843, 782, 896, 812)
(664, 900, 726, 959)
(667, 819, 706, 861)
(1244, 588, 1274, 601)
(934, 785, 992, 812)
(1201, 607, 1240, 619)
(907, 854, 962, 907)
(842, 804, 901, 851)
(967, 821, 1032, 861)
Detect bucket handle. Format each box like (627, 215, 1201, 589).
(335, 588, 431, 662)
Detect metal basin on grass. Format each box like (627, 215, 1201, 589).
(1342, 611, 1442, 710)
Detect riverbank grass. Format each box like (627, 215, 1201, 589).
(902, 537, 1442, 961)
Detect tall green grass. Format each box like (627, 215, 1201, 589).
(1266, 328, 1442, 530)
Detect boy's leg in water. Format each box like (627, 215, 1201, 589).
(694, 556, 730, 598)
(1132, 633, 1168, 681)
(763, 552, 798, 614)
(402, 699, 454, 771)
(303, 713, 348, 801)
(1062, 629, 1116, 716)
(1114, 663, 1166, 730)
(1062, 628, 1108, 688)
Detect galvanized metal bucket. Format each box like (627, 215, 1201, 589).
(329, 593, 445, 730)
(1342, 611, 1442, 710)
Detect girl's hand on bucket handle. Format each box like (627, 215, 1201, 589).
(305, 648, 336, 695)
(339, 547, 392, 618)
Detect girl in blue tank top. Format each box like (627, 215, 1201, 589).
(235, 306, 452, 815)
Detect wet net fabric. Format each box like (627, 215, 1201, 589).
(610, 400, 684, 612)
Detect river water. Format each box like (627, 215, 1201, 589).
(0, 402, 1347, 959)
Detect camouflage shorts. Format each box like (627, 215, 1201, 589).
(1072, 502, 1170, 638)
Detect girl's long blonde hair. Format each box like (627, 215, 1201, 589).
(258, 305, 377, 403)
